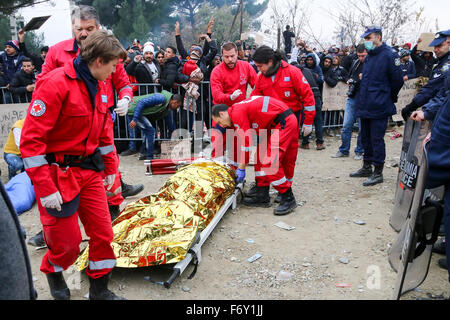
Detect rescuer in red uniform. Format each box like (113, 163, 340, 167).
(28, 5, 143, 248)
(210, 42, 257, 163)
(21, 30, 127, 300)
(249, 46, 316, 203)
(212, 96, 299, 216)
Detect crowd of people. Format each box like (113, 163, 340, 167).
(0, 3, 449, 300)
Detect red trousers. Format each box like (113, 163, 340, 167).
(39, 168, 116, 279)
(254, 115, 299, 194)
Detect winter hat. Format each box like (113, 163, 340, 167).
(191, 46, 203, 57)
(5, 40, 19, 52)
(190, 50, 202, 61)
(400, 49, 411, 58)
(143, 44, 155, 55)
(403, 43, 412, 50)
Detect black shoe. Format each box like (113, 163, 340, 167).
(350, 161, 373, 178)
(243, 186, 271, 207)
(274, 192, 282, 203)
(109, 205, 120, 222)
(363, 165, 384, 187)
(28, 230, 45, 247)
(89, 273, 126, 300)
(121, 180, 144, 199)
(274, 188, 297, 216)
(438, 258, 448, 270)
(433, 239, 446, 255)
(46, 272, 70, 300)
(120, 149, 137, 156)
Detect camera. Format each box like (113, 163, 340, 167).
(347, 79, 357, 98)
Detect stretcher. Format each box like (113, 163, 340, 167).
(141, 158, 245, 288)
(155, 181, 244, 289)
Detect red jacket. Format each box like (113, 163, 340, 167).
(251, 61, 316, 125)
(228, 96, 292, 164)
(20, 61, 118, 199)
(210, 60, 257, 106)
(38, 38, 132, 108)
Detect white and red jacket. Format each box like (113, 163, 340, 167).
(251, 60, 316, 125)
(210, 60, 258, 106)
(38, 38, 132, 108)
(20, 61, 118, 201)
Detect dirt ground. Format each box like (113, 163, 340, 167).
(7, 125, 450, 301)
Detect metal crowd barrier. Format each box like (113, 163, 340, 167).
(1, 83, 345, 146)
(0, 87, 33, 104)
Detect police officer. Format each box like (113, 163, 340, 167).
(402, 29, 450, 121)
(350, 26, 404, 186)
(424, 67, 450, 277)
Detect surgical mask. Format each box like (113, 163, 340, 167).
(364, 41, 375, 51)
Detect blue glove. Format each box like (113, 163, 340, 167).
(236, 168, 246, 183)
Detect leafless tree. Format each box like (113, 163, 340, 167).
(328, 0, 415, 46)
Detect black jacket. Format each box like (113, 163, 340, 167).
(9, 69, 35, 103)
(126, 60, 161, 95)
(159, 56, 188, 91)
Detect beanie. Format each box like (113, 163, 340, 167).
(5, 40, 19, 52)
(143, 44, 155, 55)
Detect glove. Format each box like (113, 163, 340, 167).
(114, 97, 130, 116)
(401, 101, 419, 122)
(103, 174, 116, 191)
(40, 191, 63, 212)
(230, 89, 243, 101)
(301, 125, 313, 137)
(235, 168, 246, 183)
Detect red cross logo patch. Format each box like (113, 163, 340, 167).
(30, 100, 46, 117)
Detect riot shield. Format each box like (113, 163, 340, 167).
(390, 133, 444, 299)
(390, 120, 445, 232)
(390, 119, 421, 231)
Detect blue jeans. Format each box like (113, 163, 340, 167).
(136, 116, 155, 159)
(125, 115, 138, 152)
(4, 153, 24, 180)
(339, 97, 364, 155)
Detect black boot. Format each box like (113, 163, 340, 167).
(274, 188, 297, 216)
(46, 272, 70, 300)
(363, 165, 384, 187)
(243, 186, 271, 207)
(89, 273, 126, 300)
(28, 230, 45, 247)
(109, 205, 120, 222)
(245, 182, 258, 198)
(350, 161, 373, 178)
(121, 179, 144, 199)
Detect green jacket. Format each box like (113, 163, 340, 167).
(127, 90, 173, 121)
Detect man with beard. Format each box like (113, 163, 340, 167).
(126, 43, 160, 95)
(27, 5, 143, 247)
(210, 42, 257, 161)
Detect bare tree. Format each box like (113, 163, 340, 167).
(328, 0, 415, 46)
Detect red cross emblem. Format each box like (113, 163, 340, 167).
(30, 100, 46, 117)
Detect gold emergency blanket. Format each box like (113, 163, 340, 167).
(75, 161, 236, 270)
